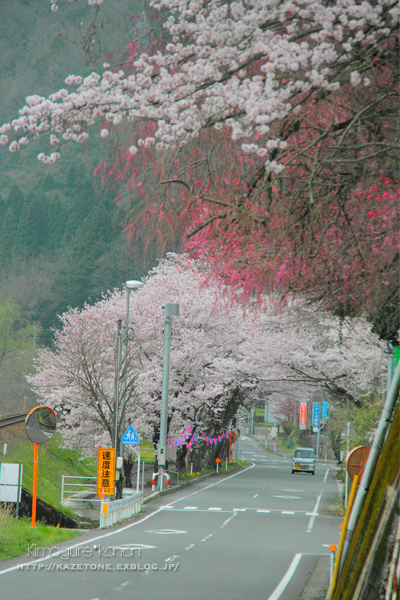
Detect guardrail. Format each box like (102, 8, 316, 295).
(61, 475, 99, 506)
(100, 492, 143, 528)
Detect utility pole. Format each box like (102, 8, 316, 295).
(158, 303, 179, 487)
(113, 319, 122, 457)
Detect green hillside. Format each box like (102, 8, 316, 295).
(1, 430, 96, 513)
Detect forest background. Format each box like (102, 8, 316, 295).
(0, 0, 156, 413)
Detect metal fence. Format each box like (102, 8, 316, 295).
(61, 475, 99, 507)
(100, 492, 143, 528)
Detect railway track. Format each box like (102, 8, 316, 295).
(0, 411, 29, 429)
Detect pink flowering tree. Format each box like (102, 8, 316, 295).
(27, 255, 262, 460)
(0, 0, 400, 342)
(28, 254, 386, 471)
(2, 0, 398, 341)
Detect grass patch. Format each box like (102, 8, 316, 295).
(327, 493, 345, 517)
(2, 432, 97, 515)
(0, 508, 82, 562)
(276, 439, 299, 452)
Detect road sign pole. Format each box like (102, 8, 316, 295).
(32, 442, 38, 528)
(16, 462, 22, 519)
(130, 446, 141, 493)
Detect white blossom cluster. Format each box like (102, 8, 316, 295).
(5, 0, 399, 171)
(28, 254, 386, 453)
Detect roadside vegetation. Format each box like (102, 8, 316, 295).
(0, 507, 82, 562)
(2, 430, 96, 514)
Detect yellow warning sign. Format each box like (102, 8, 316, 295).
(96, 448, 115, 496)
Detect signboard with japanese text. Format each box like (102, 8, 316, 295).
(97, 448, 115, 496)
(299, 402, 307, 430)
(312, 402, 320, 431)
(322, 401, 328, 419)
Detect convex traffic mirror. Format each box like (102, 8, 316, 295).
(25, 405, 57, 444)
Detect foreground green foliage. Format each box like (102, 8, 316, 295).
(332, 402, 399, 599)
(0, 509, 82, 562)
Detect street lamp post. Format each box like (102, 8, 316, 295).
(113, 319, 123, 457)
(119, 280, 144, 479)
(120, 280, 144, 438)
(158, 303, 179, 485)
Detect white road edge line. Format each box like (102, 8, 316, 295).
(0, 464, 256, 577)
(324, 469, 330, 483)
(0, 505, 168, 576)
(267, 553, 302, 600)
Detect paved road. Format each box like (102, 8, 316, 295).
(0, 436, 341, 600)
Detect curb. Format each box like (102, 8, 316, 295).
(300, 556, 330, 600)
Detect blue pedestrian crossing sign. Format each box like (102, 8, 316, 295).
(121, 425, 140, 445)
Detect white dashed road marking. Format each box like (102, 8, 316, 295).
(274, 495, 302, 500)
(146, 529, 187, 535)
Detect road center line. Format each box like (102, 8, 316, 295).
(220, 513, 237, 530)
(306, 490, 323, 533)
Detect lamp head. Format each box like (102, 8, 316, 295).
(125, 280, 144, 290)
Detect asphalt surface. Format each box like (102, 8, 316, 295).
(0, 435, 341, 600)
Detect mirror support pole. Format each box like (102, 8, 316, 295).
(32, 442, 38, 528)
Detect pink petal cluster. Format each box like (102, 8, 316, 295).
(27, 254, 386, 454)
(4, 0, 398, 168)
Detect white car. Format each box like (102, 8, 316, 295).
(292, 447, 316, 475)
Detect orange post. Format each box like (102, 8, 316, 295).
(32, 442, 38, 528)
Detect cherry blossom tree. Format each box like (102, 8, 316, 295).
(2, 0, 398, 340)
(4, 0, 397, 162)
(27, 255, 259, 456)
(27, 254, 386, 462)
